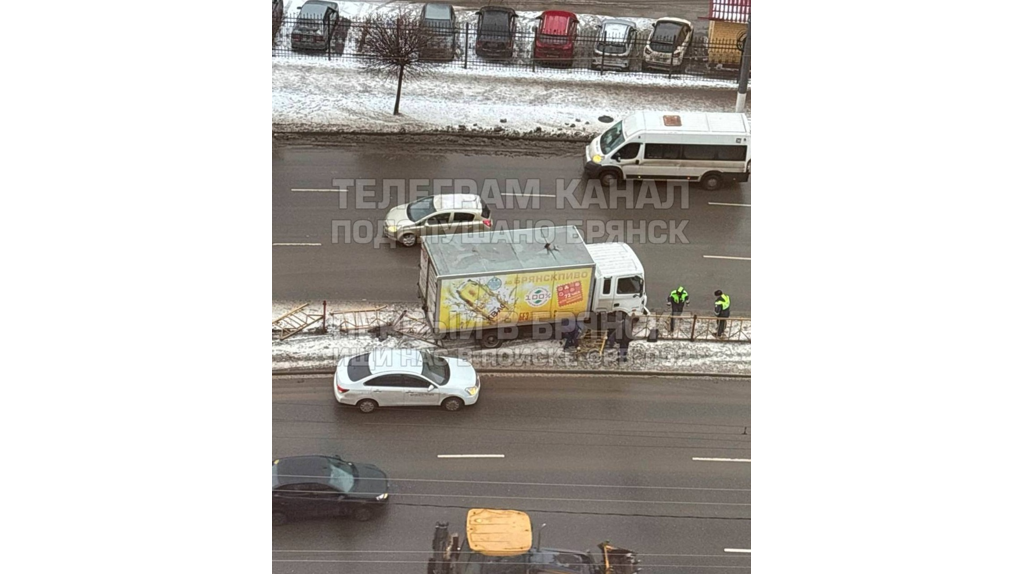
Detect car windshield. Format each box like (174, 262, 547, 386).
(425, 4, 450, 20)
(407, 197, 437, 222)
(420, 351, 451, 385)
(327, 459, 356, 493)
(480, 12, 510, 32)
(347, 353, 372, 380)
(599, 121, 625, 154)
(650, 22, 682, 52)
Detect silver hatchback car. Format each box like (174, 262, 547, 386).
(383, 194, 493, 247)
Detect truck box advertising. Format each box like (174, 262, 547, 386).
(437, 267, 594, 330)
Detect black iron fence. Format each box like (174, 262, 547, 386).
(272, 16, 749, 82)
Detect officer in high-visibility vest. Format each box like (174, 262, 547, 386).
(666, 286, 689, 332)
(714, 290, 731, 338)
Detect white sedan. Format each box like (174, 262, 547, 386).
(334, 349, 481, 413)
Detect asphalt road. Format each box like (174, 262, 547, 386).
(272, 138, 752, 315)
(272, 373, 751, 574)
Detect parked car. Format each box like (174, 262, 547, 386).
(334, 349, 481, 413)
(273, 0, 284, 43)
(291, 1, 351, 53)
(272, 455, 390, 526)
(591, 19, 638, 71)
(383, 193, 493, 247)
(533, 10, 579, 67)
(642, 17, 693, 72)
(420, 3, 458, 61)
(475, 6, 517, 59)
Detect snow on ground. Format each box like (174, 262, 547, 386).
(273, 58, 747, 135)
(272, 302, 751, 375)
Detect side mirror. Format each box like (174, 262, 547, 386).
(612, 154, 621, 161)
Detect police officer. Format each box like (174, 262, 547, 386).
(667, 286, 689, 332)
(714, 290, 731, 338)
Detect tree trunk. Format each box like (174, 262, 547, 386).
(393, 64, 404, 115)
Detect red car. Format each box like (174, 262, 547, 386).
(533, 10, 579, 67)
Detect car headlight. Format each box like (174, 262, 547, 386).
(592, 155, 603, 163)
(467, 386, 479, 396)
(376, 492, 389, 501)
(386, 225, 397, 233)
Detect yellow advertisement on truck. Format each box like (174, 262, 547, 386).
(438, 267, 594, 331)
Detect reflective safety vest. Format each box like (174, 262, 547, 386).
(670, 287, 688, 304)
(717, 294, 731, 310)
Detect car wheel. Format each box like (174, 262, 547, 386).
(352, 506, 374, 522)
(442, 397, 464, 412)
(399, 234, 417, 247)
(700, 173, 724, 191)
(599, 170, 620, 188)
(479, 332, 502, 349)
(357, 399, 378, 414)
(273, 512, 287, 527)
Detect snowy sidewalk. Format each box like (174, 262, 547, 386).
(272, 59, 750, 136)
(272, 302, 751, 376)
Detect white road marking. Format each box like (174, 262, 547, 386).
(500, 193, 558, 198)
(273, 242, 321, 246)
(703, 255, 752, 261)
(693, 457, 751, 462)
(724, 549, 751, 553)
(437, 454, 505, 459)
(708, 202, 751, 207)
(290, 188, 347, 192)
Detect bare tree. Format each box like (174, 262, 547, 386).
(360, 10, 439, 115)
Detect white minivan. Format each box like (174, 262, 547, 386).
(584, 111, 751, 190)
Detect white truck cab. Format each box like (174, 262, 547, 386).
(585, 242, 648, 318)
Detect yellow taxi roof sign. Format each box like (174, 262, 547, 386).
(466, 508, 533, 556)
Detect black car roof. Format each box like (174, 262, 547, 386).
(275, 456, 333, 485)
(480, 6, 516, 14)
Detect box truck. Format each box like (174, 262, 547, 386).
(418, 226, 649, 348)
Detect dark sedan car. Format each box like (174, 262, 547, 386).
(272, 455, 390, 526)
(291, 1, 351, 53)
(475, 6, 517, 59)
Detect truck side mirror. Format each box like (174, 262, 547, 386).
(612, 153, 621, 161)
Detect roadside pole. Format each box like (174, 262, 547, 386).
(735, 16, 750, 112)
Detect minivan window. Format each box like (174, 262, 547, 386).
(645, 144, 683, 160)
(616, 143, 641, 160)
(600, 121, 625, 154)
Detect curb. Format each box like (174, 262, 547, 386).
(272, 130, 593, 143)
(272, 367, 750, 379)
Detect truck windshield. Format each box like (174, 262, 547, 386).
(408, 197, 437, 222)
(600, 121, 625, 154)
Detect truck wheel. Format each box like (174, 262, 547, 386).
(399, 234, 417, 247)
(479, 332, 503, 349)
(599, 170, 620, 188)
(357, 399, 378, 413)
(700, 173, 724, 191)
(442, 397, 464, 412)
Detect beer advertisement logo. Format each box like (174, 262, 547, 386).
(556, 281, 584, 307)
(525, 287, 551, 308)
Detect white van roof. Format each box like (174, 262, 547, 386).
(585, 242, 644, 278)
(623, 111, 750, 138)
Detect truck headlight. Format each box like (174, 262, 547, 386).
(591, 155, 603, 163)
